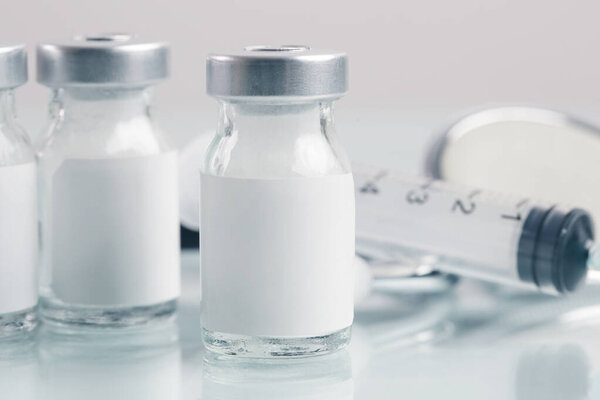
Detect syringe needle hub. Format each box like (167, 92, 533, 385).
(587, 242, 600, 271)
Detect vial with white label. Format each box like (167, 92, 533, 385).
(201, 46, 355, 357)
(0, 44, 38, 337)
(37, 35, 180, 327)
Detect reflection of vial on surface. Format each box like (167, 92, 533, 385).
(201, 46, 355, 357)
(38, 322, 182, 400)
(36, 34, 180, 327)
(516, 345, 589, 400)
(201, 350, 353, 400)
(0, 44, 38, 337)
(0, 338, 39, 400)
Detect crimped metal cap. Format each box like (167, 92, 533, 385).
(207, 45, 348, 99)
(0, 44, 27, 88)
(37, 34, 169, 87)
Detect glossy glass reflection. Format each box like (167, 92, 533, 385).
(201, 350, 353, 400)
(38, 321, 182, 400)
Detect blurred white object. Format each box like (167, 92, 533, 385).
(353, 256, 373, 305)
(427, 106, 600, 223)
(179, 131, 213, 229)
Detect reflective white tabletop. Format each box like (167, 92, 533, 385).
(2, 250, 600, 400)
(4, 107, 600, 399)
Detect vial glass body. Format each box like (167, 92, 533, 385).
(0, 88, 38, 337)
(38, 87, 180, 327)
(201, 100, 355, 357)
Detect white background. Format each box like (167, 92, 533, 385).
(3, 2, 600, 398)
(4, 0, 600, 165)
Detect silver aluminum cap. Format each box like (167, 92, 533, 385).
(207, 45, 348, 100)
(37, 34, 169, 87)
(0, 44, 27, 88)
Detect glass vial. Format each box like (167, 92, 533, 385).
(0, 44, 38, 337)
(36, 35, 180, 327)
(201, 45, 355, 357)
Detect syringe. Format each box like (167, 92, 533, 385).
(354, 165, 598, 295)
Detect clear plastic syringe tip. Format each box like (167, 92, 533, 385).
(587, 241, 600, 271)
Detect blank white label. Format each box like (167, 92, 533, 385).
(200, 173, 355, 337)
(51, 153, 180, 306)
(0, 162, 38, 314)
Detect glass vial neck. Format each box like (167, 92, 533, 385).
(221, 101, 326, 136)
(39, 85, 166, 158)
(207, 99, 351, 177)
(0, 88, 33, 165)
(57, 86, 153, 120)
(0, 89, 17, 125)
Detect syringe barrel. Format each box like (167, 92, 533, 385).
(354, 165, 594, 294)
